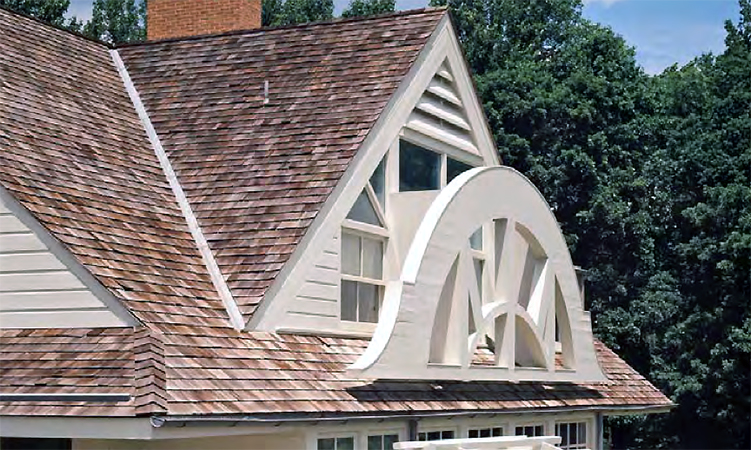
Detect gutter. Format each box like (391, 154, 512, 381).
(150, 404, 674, 428)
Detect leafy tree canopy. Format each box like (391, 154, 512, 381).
(262, 0, 333, 26)
(84, 0, 145, 45)
(341, 0, 395, 19)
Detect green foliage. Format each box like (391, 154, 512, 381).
(341, 0, 395, 19)
(262, 0, 333, 26)
(434, 0, 750, 447)
(0, 0, 79, 28)
(83, 0, 145, 45)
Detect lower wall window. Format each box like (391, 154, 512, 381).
(515, 425, 544, 437)
(368, 433, 399, 450)
(468, 427, 503, 438)
(555, 422, 588, 449)
(418, 430, 455, 441)
(317, 436, 355, 450)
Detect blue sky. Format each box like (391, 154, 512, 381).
(68, 0, 741, 74)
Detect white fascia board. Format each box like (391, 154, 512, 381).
(247, 15, 455, 330)
(0, 417, 153, 440)
(0, 185, 138, 327)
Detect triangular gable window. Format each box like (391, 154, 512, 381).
(347, 190, 383, 226)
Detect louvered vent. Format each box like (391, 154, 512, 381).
(406, 62, 479, 155)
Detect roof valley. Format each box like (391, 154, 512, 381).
(110, 49, 245, 331)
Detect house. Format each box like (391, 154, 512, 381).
(0, 1, 672, 449)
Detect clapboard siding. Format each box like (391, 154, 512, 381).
(287, 232, 341, 321)
(0, 196, 129, 329)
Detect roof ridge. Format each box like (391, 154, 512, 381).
(0, 5, 112, 49)
(116, 6, 448, 48)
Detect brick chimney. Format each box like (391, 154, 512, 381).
(147, 0, 262, 41)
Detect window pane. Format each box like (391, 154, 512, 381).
(560, 423, 569, 445)
(358, 283, 379, 323)
(383, 434, 399, 449)
(368, 435, 382, 450)
(427, 431, 441, 441)
(399, 140, 440, 191)
(480, 428, 491, 438)
(577, 423, 586, 445)
(347, 190, 382, 226)
(370, 157, 386, 207)
(418, 433, 427, 441)
(468, 430, 479, 438)
(342, 233, 361, 275)
(470, 227, 483, 250)
(341, 280, 358, 321)
(441, 431, 454, 439)
(534, 426, 543, 436)
(318, 438, 335, 450)
(336, 437, 355, 450)
(492, 427, 503, 437)
(447, 157, 473, 183)
(362, 237, 383, 279)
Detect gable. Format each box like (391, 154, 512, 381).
(117, 9, 448, 322)
(0, 192, 134, 329)
(251, 15, 501, 334)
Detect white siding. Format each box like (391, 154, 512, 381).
(286, 231, 341, 322)
(0, 196, 129, 329)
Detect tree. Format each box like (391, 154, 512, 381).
(341, 0, 395, 18)
(431, 0, 750, 447)
(83, 0, 145, 45)
(262, 0, 333, 26)
(0, 0, 80, 29)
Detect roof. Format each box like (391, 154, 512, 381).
(0, 7, 672, 420)
(0, 328, 672, 417)
(117, 10, 445, 320)
(0, 6, 446, 331)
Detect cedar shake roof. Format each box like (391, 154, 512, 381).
(117, 10, 445, 318)
(0, 328, 671, 417)
(0, 8, 232, 332)
(0, 8, 672, 420)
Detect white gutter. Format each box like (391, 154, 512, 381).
(110, 49, 245, 330)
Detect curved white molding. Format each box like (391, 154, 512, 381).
(350, 166, 606, 382)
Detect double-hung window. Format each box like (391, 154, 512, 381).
(341, 231, 384, 323)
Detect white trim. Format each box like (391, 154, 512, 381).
(248, 15, 448, 331)
(110, 50, 244, 330)
(0, 186, 137, 327)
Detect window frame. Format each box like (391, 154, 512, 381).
(340, 229, 387, 324)
(315, 435, 357, 450)
(514, 423, 545, 438)
(416, 426, 458, 442)
(554, 420, 590, 450)
(397, 137, 479, 193)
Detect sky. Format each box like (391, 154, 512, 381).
(67, 0, 742, 74)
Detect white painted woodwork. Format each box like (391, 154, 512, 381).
(285, 232, 341, 321)
(0, 194, 131, 329)
(350, 167, 606, 382)
(406, 63, 479, 156)
(250, 17, 501, 332)
(390, 190, 439, 267)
